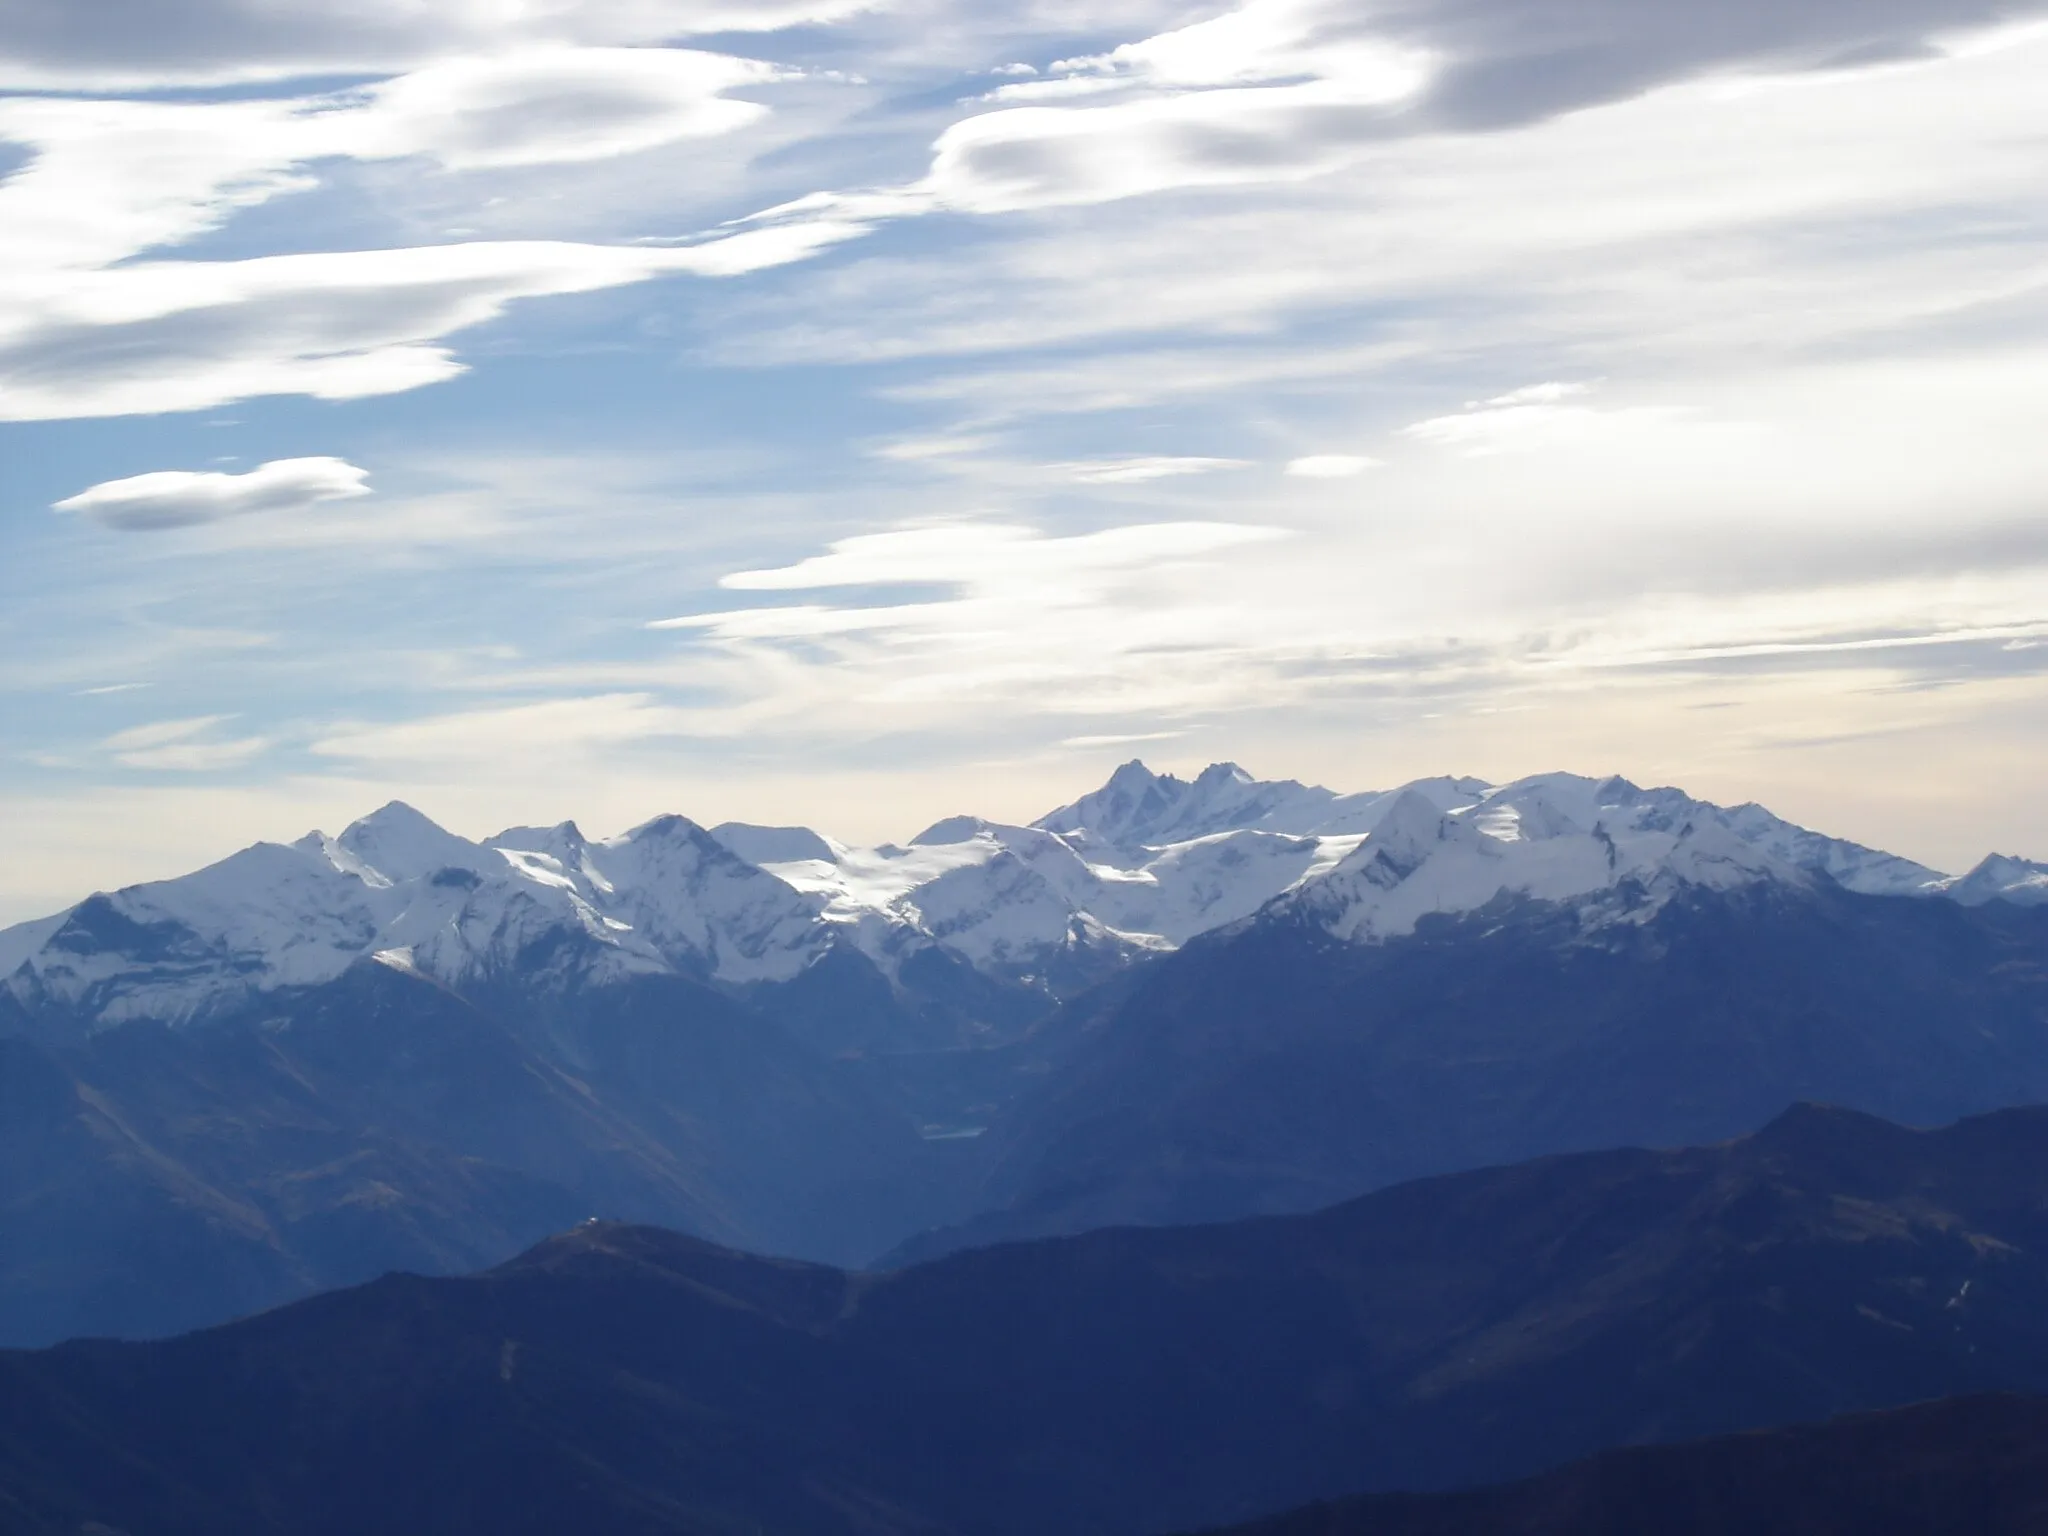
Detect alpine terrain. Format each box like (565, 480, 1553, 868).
(4, 762, 2047, 1342)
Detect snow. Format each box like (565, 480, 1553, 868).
(709, 823, 847, 866)
(1032, 759, 1490, 849)
(0, 761, 2027, 1032)
(1289, 776, 1804, 944)
(1942, 854, 2048, 907)
(571, 815, 830, 985)
(336, 800, 493, 883)
(1717, 802, 1948, 896)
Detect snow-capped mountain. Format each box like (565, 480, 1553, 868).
(0, 803, 833, 1028)
(1942, 853, 2048, 907)
(0, 760, 2012, 1032)
(1284, 775, 1807, 944)
(1032, 759, 1489, 851)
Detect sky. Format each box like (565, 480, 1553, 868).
(3, 0, 2048, 922)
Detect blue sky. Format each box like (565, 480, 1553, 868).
(4, 0, 2048, 921)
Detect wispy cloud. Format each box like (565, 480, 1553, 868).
(0, 49, 865, 420)
(9, 0, 2048, 917)
(311, 693, 693, 769)
(0, 0, 870, 87)
(101, 714, 272, 771)
(1054, 456, 1251, 483)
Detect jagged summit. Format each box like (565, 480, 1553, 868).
(1946, 853, 2048, 907)
(0, 761, 2028, 1035)
(1033, 758, 1184, 847)
(1033, 758, 1343, 848)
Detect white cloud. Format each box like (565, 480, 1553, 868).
(312, 693, 693, 768)
(0, 225, 866, 421)
(0, 49, 794, 281)
(642, 519, 1299, 727)
(1401, 384, 1673, 457)
(102, 716, 235, 752)
(724, 18, 2048, 383)
(705, 519, 1282, 595)
(340, 47, 783, 171)
(1062, 730, 1185, 747)
(1480, 382, 1593, 408)
(1055, 455, 1251, 483)
(56, 457, 373, 531)
(100, 714, 272, 771)
(743, 0, 2038, 253)
(916, 64, 1430, 216)
(115, 738, 276, 772)
(1284, 454, 1381, 478)
(0, 45, 861, 419)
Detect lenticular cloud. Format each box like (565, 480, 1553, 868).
(54, 456, 373, 531)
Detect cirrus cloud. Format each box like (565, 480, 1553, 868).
(1055, 455, 1251, 483)
(0, 0, 876, 88)
(0, 224, 867, 421)
(0, 43, 854, 419)
(100, 715, 273, 771)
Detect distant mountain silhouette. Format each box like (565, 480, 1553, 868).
(1180, 1394, 2048, 1536)
(8, 1104, 2048, 1534)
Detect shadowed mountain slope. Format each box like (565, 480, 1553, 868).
(1179, 1394, 2048, 1536)
(897, 883, 2048, 1261)
(0, 961, 931, 1346)
(8, 1105, 2048, 1534)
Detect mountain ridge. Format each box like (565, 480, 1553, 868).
(5, 761, 2026, 1039)
(9, 1102, 2048, 1533)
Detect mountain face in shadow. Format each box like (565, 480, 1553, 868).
(13, 872, 2048, 1349)
(8, 1104, 2048, 1535)
(899, 885, 2048, 1261)
(11, 769, 2048, 1350)
(1179, 1394, 2048, 1536)
(0, 961, 934, 1347)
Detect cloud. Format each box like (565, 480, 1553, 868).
(100, 714, 272, 771)
(1055, 456, 1251, 483)
(748, 0, 2036, 245)
(1401, 383, 1674, 457)
(0, 226, 866, 421)
(702, 519, 1282, 596)
(918, 65, 1431, 216)
(0, 0, 874, 88)
(339, 47, 783, 171)
(0, 46, 861, 419)
(56, 457, 373, 531)
(0, 48, 797, 278)
(641, 519, 1301, 728)
(1285, 454, 1381, 477)
(312, 693, 694, 768)
(1061, 730, 1186, 747)
(6, 0, 2042, 429)
(724, 24, 2048, 383)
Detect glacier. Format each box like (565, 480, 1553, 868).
(0, 759, 2002, 1032)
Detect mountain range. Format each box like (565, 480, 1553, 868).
(12, 760, 2041, 1039)
(6, 761, 2048, 1345)
(6, 1103, 2048, 1535)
